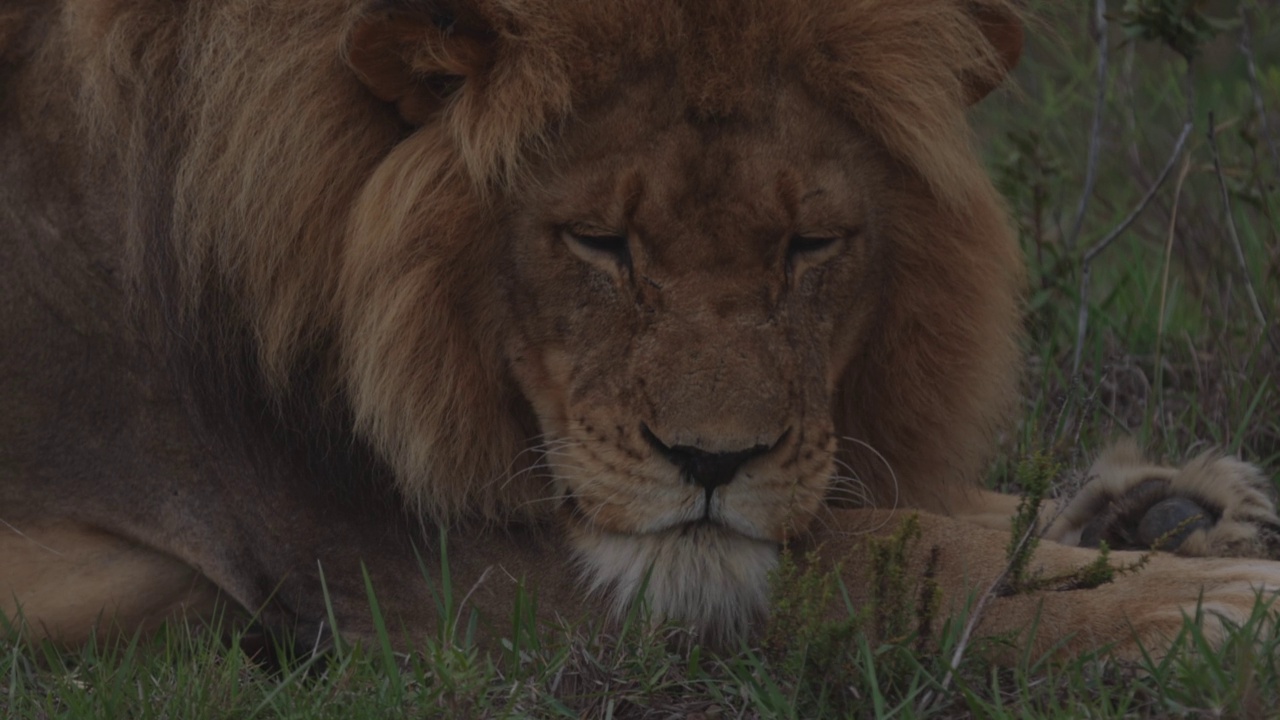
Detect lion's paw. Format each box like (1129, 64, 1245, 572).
(1044, 441, 1280, 559)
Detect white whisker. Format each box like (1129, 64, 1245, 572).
(837, 436, 901, 536)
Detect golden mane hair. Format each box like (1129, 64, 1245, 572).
(50, 0, 1023, 522)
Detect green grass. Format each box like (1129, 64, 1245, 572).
(5, 1, 1280, 717)
(7, 582, 1280, 718)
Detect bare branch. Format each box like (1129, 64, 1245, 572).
(1206, 111, 1273, 340)
(1071, 264, 1095, 380)
(1083, 123, 1195, 265)
(1240, 5, 1280, 181)
(1072, 122, 1195, 376)
(1153, 156, 1192, 426)
(1066, 0, 1111, 252)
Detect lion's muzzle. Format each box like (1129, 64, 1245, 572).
(641, 422, 790, 496)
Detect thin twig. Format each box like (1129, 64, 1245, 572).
(1238, 5, 1280, 291)
(1240, 5, 1280, 180)
(1082, 124, 1194, 265)
(1071, 122, 1195, 376)
(1153, 156, 1192, 428)
(1206, 111, 1274, 343)
(1067, 0, 1110, 252)
(1122, 43, 1143, 172)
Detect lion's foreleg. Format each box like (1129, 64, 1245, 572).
(806, 508, 1280, 659)
(945, 488, 1062, 534)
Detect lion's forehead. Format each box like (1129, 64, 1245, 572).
(463, 0, 998, 204)
(538, 0, 972, 111)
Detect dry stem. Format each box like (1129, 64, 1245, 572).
(1071, 122, 1195, 377)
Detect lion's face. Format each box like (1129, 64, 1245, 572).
(499, 81, 891, 627)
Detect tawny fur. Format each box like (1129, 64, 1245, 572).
(47, 0, 1022, 522)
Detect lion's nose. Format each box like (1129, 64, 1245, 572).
(641, 424, 787, 490)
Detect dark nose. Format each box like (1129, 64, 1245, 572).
(642, 424, 786, 490)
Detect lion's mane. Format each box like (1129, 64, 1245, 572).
(48, 0, 1023, 522)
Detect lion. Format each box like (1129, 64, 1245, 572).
(2, 0, 1278, 660)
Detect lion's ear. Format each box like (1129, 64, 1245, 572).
(346, 2, 495, 125)
(963, 2, 1023, 105)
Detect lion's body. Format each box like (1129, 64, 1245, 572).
(2, 0, 1278, 655)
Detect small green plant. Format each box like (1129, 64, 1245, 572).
(866, 514, 943, 650)
(1002, 453, 1154, 595)
(1004, 452, 1058, 593)
(762, 548, 860, 690)
(759, 516, 947, 715)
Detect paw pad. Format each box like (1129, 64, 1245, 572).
(1134, 496, 1212, 549)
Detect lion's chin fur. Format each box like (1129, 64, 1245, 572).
(570, 522, 779, 646)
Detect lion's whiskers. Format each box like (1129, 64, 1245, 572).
(490, 437, 580, 493)
(827, 436, 902, 536)
(824, 477, 876, 507)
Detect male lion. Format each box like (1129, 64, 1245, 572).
(2, 0, 1278, 658)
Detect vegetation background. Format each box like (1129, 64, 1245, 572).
(3, 0, 1278, 717)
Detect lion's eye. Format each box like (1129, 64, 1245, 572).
(562, 226, 631, 269)
(786, 232, 847, 269)
(789, 235, 841, 255)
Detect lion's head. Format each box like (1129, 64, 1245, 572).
(68, 0, 1024, 642)
(339, 0, 1026, 640)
